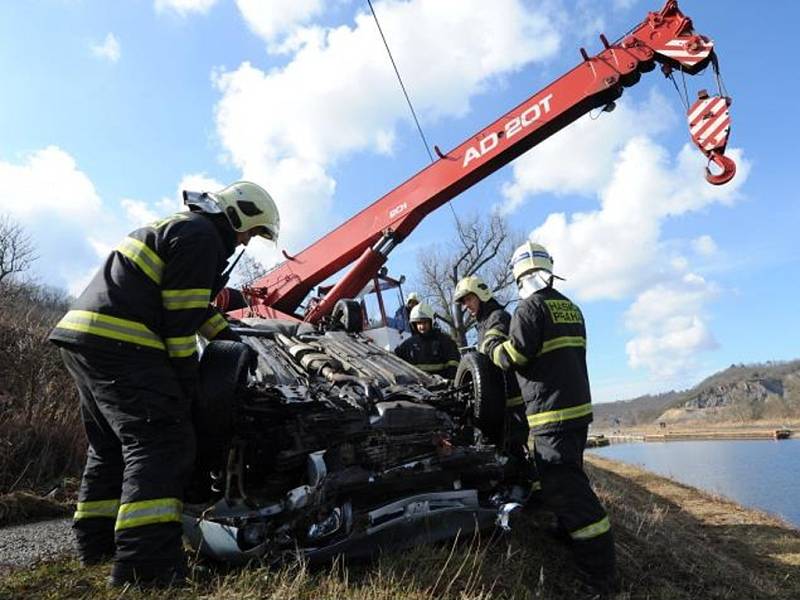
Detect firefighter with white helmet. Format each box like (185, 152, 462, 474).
(49, 181, 279, 588)
(394, 302, 460, 380)
(483, 241, 617, 593)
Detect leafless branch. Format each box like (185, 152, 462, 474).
(414, 212, 523, 345)
(0, 215, 37, 285)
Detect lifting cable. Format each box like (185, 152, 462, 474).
(366, 0, 462, 227)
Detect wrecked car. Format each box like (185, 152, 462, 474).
(182, 308, 521, 565)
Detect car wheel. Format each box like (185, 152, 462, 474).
(195, 341, 251, 460)
(332, 299, 364, 333)
(454, 352, 507, 444)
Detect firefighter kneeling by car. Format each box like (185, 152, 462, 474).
(394, 302, 460, 380)
(49, 181, 279, 588)
(483, 242, 617, 595)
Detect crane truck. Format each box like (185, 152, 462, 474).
(183, 0, 737, 564)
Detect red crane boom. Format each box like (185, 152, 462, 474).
(235, 0, 735, 323)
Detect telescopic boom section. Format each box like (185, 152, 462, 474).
(238, 0, 735, 323)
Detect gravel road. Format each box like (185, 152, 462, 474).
(0, 518, 76, 572)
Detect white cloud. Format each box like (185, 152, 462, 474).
(0, 146, 101, 221)
(155, 0, 218, 16)
(500, 90, 750, 377)
(500, 91, 675, 213)
(91, 33, 121, 63)
(213, 0, 563, 267)
(235, 0, 325, 48)
(0, 146, 230, 294)
(624, 274, 719, 376)
(692, 234, 717, 256)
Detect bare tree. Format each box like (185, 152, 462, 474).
(0, 215, 37, 285)
(416, 212, 524, 345)
(229, 252, 269, 288)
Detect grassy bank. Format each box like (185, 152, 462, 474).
(0, 282, 85, 495)
(2, 456, 797, 600)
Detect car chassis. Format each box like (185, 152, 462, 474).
(182, 317, 522, 565)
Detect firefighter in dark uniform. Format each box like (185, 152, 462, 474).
(394, 302, 460, 380)
(485, 242, 616, 593)
(49, 181, 280, 588)
(453, 275, 538, 497)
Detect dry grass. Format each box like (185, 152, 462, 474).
(3, 457, 799, 600)
(0, 283, 85, 495)
(0, 491, 72, 527)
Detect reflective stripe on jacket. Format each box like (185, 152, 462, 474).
(394, 329, 461, 380)
(489, 287, 592, 434)
(475, 299, 522, 407)
(49, 212, 236, 381)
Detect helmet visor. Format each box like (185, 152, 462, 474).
(252, 225, 277, 242)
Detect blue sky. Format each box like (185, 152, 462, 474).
(1, 0, 797, 402)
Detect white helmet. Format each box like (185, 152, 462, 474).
(511, 241, 555, 282)
(511, 242, 563, 299)
(409, 302, 435, 323)
(406, 292, 420, 305)
(184, 181, 280, 242)
(453, 275, 492, 303)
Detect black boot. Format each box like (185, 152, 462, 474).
(108, 559, 188, 589)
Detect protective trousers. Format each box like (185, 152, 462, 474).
(532, 426, 615, 585)
(60, 345, 194, 579)
(504, 403, 540, 491)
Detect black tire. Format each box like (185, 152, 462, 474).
(332, 299, 364, 333)
(195, 341, 252, 461)
(454, 351, 507, 444)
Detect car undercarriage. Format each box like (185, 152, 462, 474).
(182, 317, 521, 565)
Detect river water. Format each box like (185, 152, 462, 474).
(588, 438, 800, 528)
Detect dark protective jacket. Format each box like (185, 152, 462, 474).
(49, 211, 237, 386)
(485, 287, 592, 434)
(474, 298, 522, 407)
(395, 328, 460, 379)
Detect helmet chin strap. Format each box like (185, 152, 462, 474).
(518, 271, 552, 299)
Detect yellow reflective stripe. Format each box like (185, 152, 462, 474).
(54, 310, 165, 350)
(165, 335, 197, 358)
(161, 288, 211, 310)
(570, 515, 610, 540)
(491, 344, 506, 367)
(150, 213, 190, 230)
(116, 237, 164, 285)
(199, 313, 228, 340)
(531, 480, 542, 491)
(479, 328, 507, 353)
(115, 498, 182, 531)
(505, 394, 524, 407)
(527, 402, 593, 428)
(501, 340, 528, 366)
(74, 499, 120, 520)
(538, 335, 586, 356)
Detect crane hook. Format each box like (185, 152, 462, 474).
(705, 151, 736, 186)
(687, 91, 736, 186)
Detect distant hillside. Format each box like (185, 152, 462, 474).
(593, 360, 800, 429)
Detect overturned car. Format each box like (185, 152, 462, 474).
(183, 311, 522, 565)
